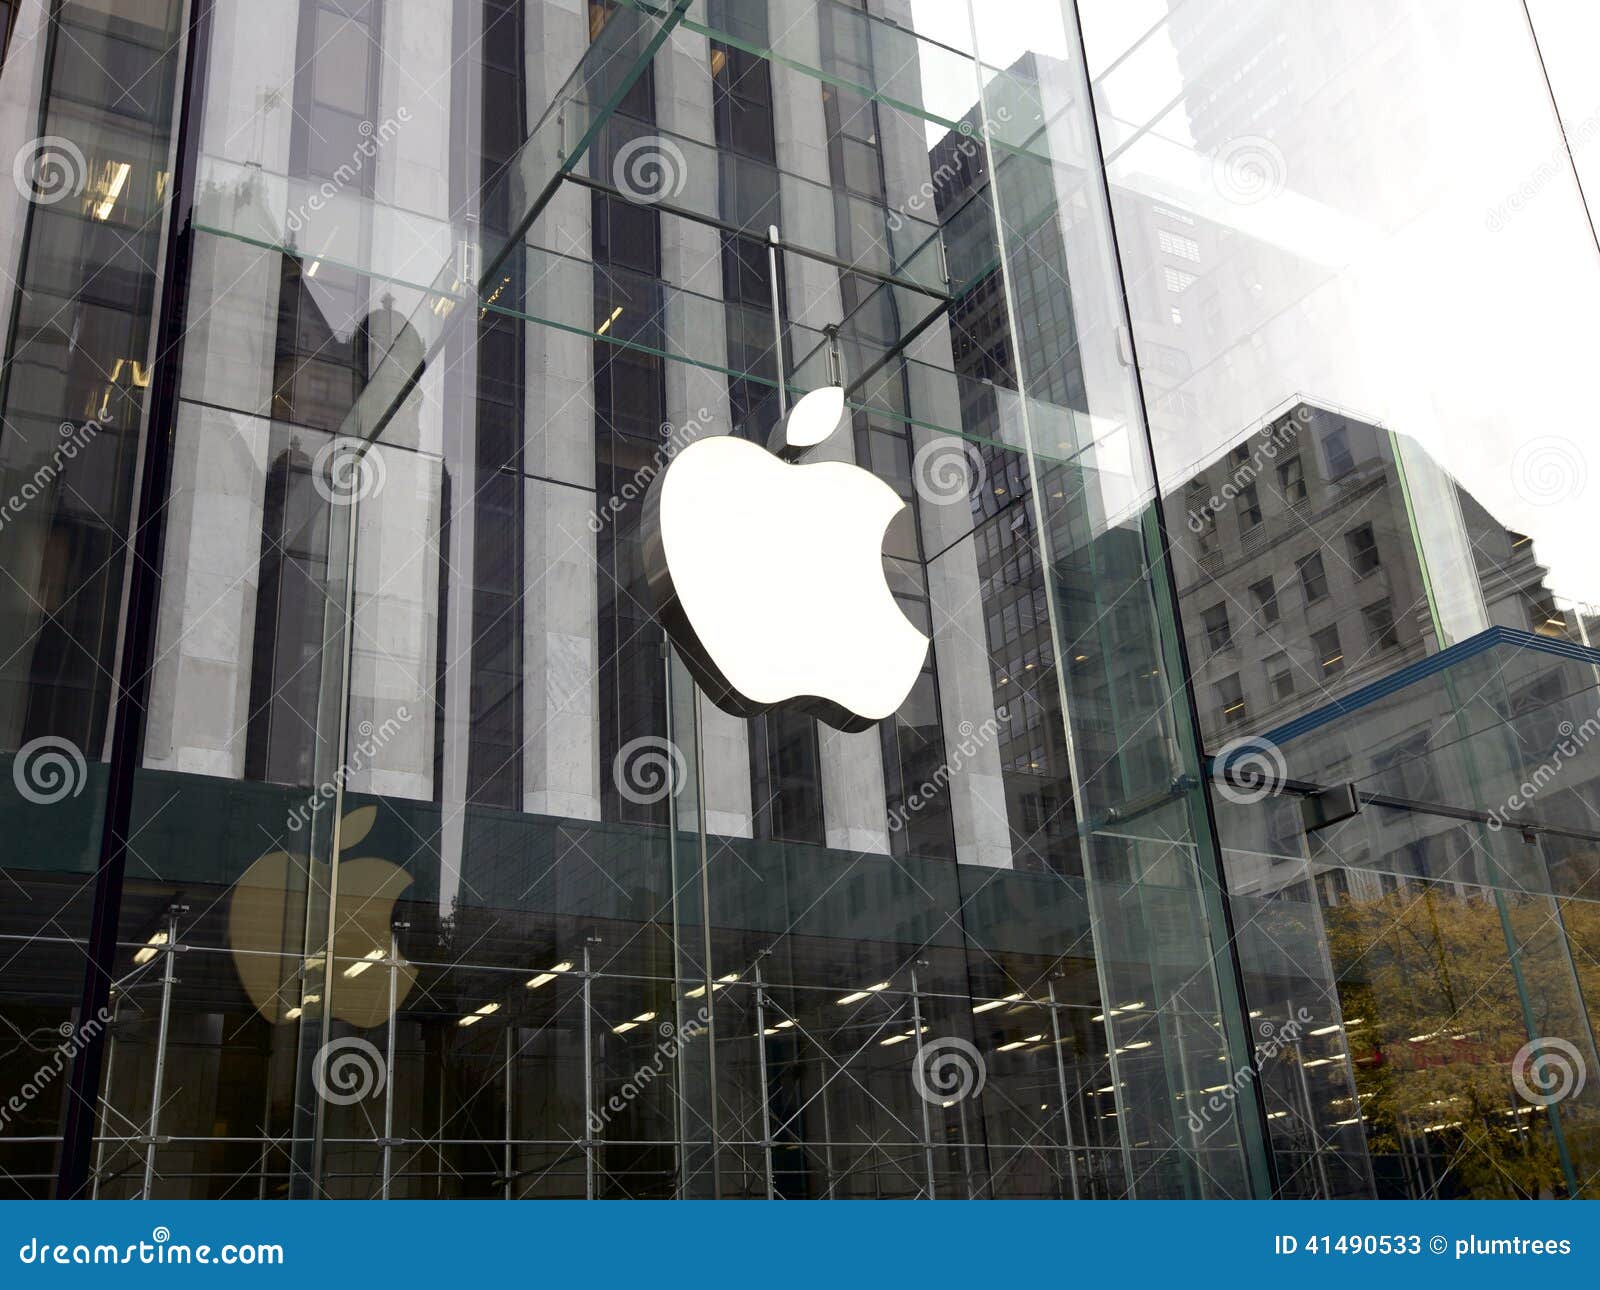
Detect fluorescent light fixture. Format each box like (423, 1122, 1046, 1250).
(1120, 1040, 1152, 1051)
(612, 1021, 638, 1034)
(972, 993, 1023, 1013)
(525, 974, 557, 990)
(459, 1001, 500, 1027)
(880, 1033, 913, 1046)
(595, 305, 623, 337)
(285, 1007, 303, 1021)
(1308, 1024, 1342, 1036)
(343, 948, 385, 979)
(836, 981, 890, 1006)
(633, 1011, 656, 1023)
(133, 931, 168, 965)
(1119, 1001, 1147, 1011)
(998, 1040, 1028, 1052)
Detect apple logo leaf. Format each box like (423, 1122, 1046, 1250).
(338, 804, 377, 852)
(770, 385, 845, 460)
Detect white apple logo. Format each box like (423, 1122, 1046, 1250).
(642, 387, 929, 732)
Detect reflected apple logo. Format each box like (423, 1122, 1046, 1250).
(642, 387, 929, 732)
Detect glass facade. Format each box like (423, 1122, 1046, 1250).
(0, 0, 1598, 1202)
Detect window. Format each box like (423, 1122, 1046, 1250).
(1265, 651, 1295, 700)
(1277, 454, 1307, 502)
(1197, 508, 1219, 552)
(1323, 425, 1356, 477)
(1237, 481, 1263, 528)
(1164, 266, 1197, 293)
(1346, 523, 1380, 576)
(1248, 577, 1279, 624)
(1202, 603, 1232, 652)
(1364, 599, 1399, 650)
(1298, 551, 1329, 603)
(1313, 624, 1344, 676)
(1158, 228, 1201, 261)
(1229, 443, 1251, 467)
(1215, 673, 1246, 726)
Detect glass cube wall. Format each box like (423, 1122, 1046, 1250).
(0, 0, 1598, 1201)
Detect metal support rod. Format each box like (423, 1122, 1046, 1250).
(908, 968, 936, 1198)
(504, 1026, 514, 1200)
(752, 959, 774, 1199)
(766, 224, 786, 415)
(141, 907, 181, 1200)
(91, 993, 120, 1200)
(1047, 980, 1081, 1200)
(380, 923, 399, 1200)
(582, 942, 595, 1200)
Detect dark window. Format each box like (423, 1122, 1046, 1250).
(1202, 603, 1232, 652)
(1248, 577, 1279, 624)
(1237, 481, 1263, 528)
(0, 1, 13, 70)
(1364, 599, 1399, 650)
(1215, 673, 1246, 726)
(1313, 624, 1344, 677)
(1323, 426, 1355, 478)
(1265, 651, 1294, 700)
(1298, 551, 1329, 603)
(1278, 454, 1307, 502)
(1346, 523, 1380, 576)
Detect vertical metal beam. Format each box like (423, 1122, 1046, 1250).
(504, 1026, 514, 1200)
(582, 942, 595, 1200)
(1047, 980, 1081, 1199)
(141, 907, 181, 1199)
(380, 924, 399, 1200)
(56, 0, 213, 1200)
(766, 225, 787, 415)
(908, 968, 936, 1198)
(752, 959, 774, 1199)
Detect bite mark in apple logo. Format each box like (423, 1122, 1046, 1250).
(641, 386, 930, 732)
